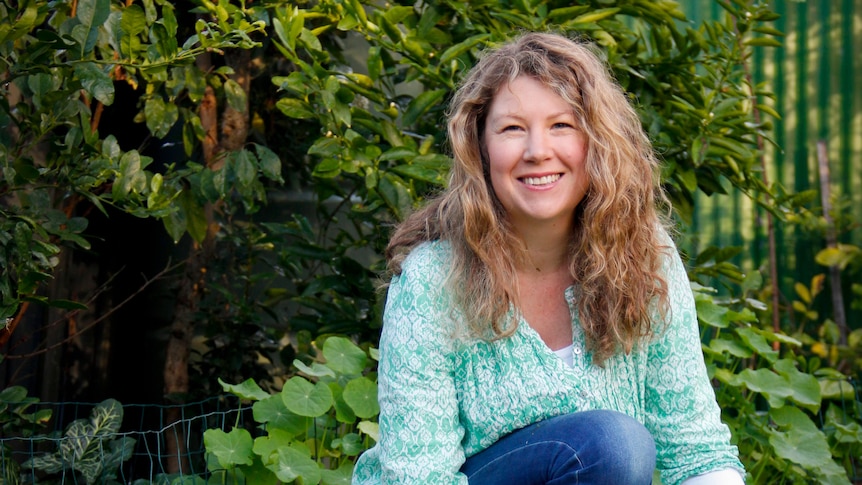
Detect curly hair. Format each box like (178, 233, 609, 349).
(386, 32, 671, 364)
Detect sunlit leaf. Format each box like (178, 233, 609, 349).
(203, 428, 254, 468)
(219, 378, 270, 401)
(357, 421, 379, 442)
(253, 428, 297, 464)
(265, 447, 320, 484)
(768, 406, 842, 478)
(253, 396, 306, 436)
(342, 377, 379, 418)
(281, 377, 332, 417)
(322, 336, 368, 375)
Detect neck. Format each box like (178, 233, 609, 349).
(515, 225, 571, 274)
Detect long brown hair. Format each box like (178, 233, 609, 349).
(386, 32, 671, 363)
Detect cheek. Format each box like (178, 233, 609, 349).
(485, 145, 506, 179)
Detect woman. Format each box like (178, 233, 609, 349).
(352, 32, 745, 485)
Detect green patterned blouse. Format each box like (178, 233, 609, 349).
(352, 237, 744, 485)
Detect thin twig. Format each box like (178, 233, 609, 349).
(4, 259, 185, 360)
(5, 266, 125, 354)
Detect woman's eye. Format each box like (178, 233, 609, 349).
(553, 122, 574, 129)
(502, 125, 522, 132)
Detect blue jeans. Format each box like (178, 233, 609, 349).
(460, 410, 656, 484)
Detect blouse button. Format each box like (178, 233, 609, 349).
(573, 346, 582, 355)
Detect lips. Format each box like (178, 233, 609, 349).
(520, 173, 562, 186)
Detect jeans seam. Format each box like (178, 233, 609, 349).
(466, 440, 583, 483)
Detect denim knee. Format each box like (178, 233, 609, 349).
(574, 410, 656, 483)
(462, 410, 656, 485)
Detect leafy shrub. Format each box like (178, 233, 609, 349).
(0, 386, 53, 483)
(694, 262, 859, 484)
(201, 336, 378, 484)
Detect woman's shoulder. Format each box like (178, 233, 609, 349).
(398, 240, 453, 280)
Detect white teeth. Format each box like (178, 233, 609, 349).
(522, 174, 561, 186)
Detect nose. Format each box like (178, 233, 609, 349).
(524, 130, 552, 163)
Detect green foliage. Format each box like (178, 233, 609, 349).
(22, 399, 134, 485)
(0, 386, 53, 484)
(0, 386, 52, 437)
(4, 0, 861, 483)
(0, 0, 275, 321)
(190, 0, 859, 482)
(695, 265, 858, 484)
(201, 337, 378, 484)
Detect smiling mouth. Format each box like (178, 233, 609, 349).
(521, 174, 562, 186)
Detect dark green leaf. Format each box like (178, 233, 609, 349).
(74, 62, 115, 105)
(402, 89, 446, 126)
(224, 79, 247, 112)
(266, 447, 320, 484)
(234, 149, 256, 187)
(144, 96, 179, 139)
(74, 0, 110, 56)
(253, 396, 306, 436)
(254, 144, 283, 183)
(439, 34, 490, 64)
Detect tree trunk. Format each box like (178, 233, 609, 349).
(162, 47, 252, 474)
(162, 244, 208, 474)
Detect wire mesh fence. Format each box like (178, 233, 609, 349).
(0, 395, 251, 484)
(0, 381, 860, 484)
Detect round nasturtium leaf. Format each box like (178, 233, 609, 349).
(253, 395, 306, 436)
(332, 432, 364, 456)
(203, 428, 254, 468)
(266, 446, 321, 484)
(253, 428, 297, 465)
(342, 377, 379, 419)
(281, 376, 333, 417)
(322, 337, 368, 376)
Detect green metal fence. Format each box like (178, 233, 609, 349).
(679, 0, 862, 325)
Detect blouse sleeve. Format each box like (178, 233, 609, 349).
(375, 244, 469, 484)
(643, 235, 745, 485)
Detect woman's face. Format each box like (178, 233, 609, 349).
(483, 76, 589, 235)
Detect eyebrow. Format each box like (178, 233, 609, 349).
(489, 110, 575, 121)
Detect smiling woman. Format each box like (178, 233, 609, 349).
(352, 32, 745, 485)
(484, 76, 589, 242)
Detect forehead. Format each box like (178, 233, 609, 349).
(486, 76, 571, 116)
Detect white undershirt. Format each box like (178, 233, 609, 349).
(553, 343, 575, 367)
(682, 468, 746, 484)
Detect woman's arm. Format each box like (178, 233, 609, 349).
(643, 235, 745, 485)
(376, 244, 468, 484)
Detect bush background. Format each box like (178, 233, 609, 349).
(0, 0, 860, 483)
